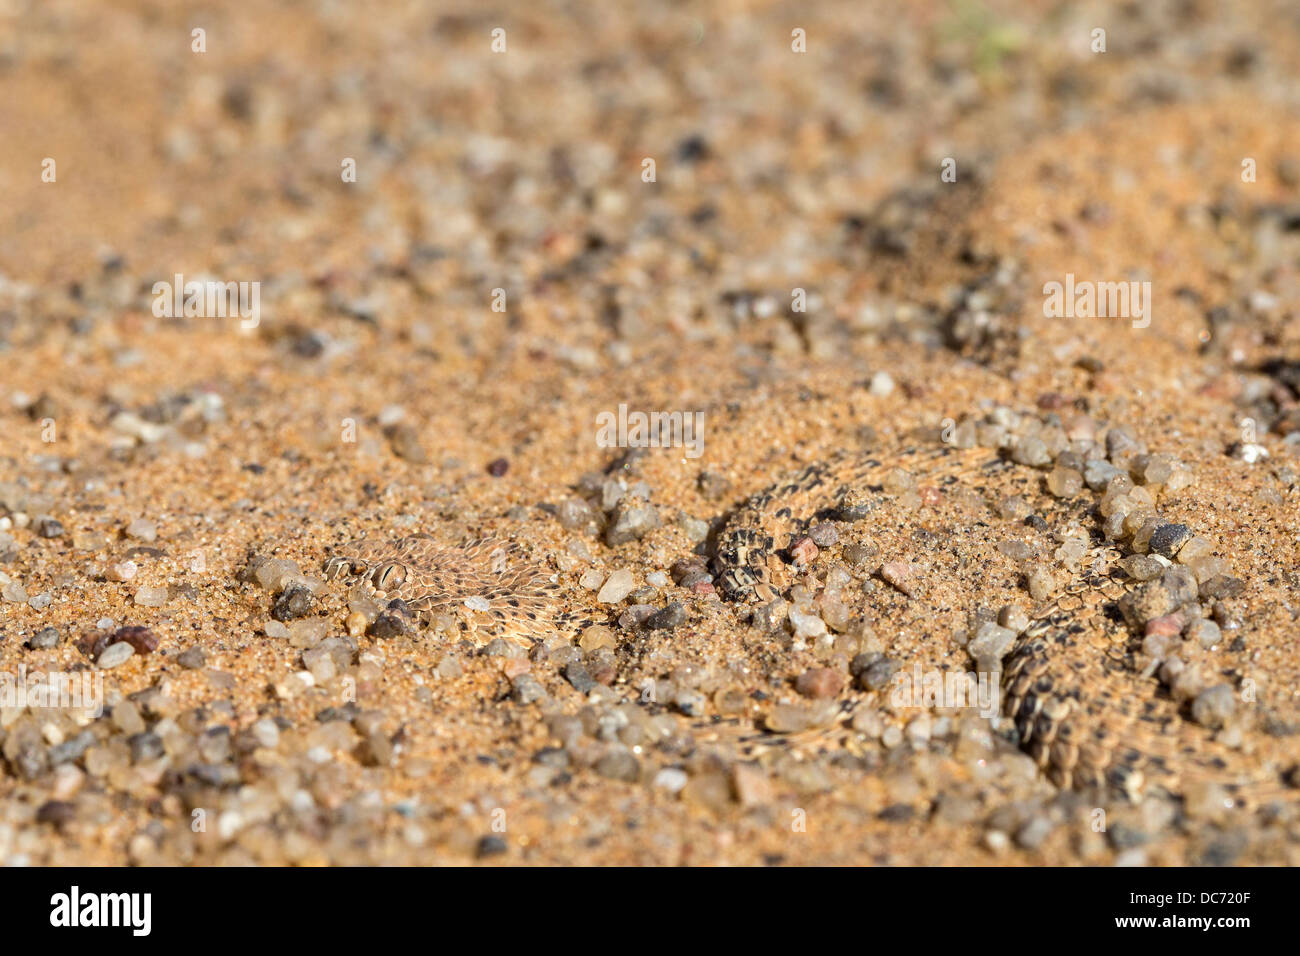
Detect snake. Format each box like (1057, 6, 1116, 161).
(323, 408, 1296, 806)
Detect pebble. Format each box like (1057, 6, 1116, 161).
(593, 751, 640, 782)
(578, 624, 617, 651)
(96, 642, 135, 668)
(27, 592, 52, 610)
(1190, 684, 1235, 729)
(125, 518, 158, 542)
(271, 584, 314, 621)
(790, 536, 819, 566)
(652, 767, 688, 793)
(510, 674, 546, 704)
(564, 661, 596, 694)
(645, 602, 686, 630)
(106, 560, 138, 582)
(1185, 618, 1221, 649)
(795, 667, 846, 699)
(997, 604, 1029, 634)
(868, 370, 895, 396)
(108, 626, 159, 655)
(851, 653, 898, 691)
(486, 457, 509, 477)
(788, 605, 827, 638)
(29, 627, 61, 649)
(879, 561, 916, 597)
(1046, 466, 1083, 498)
(36, 516, 64, 539)
(765, 701, 837, 733)
(557, 497, 598, 532)
(369, 614, 409, 639)
(1025, 566, 1056, 602)
(1148, 523, 1194, 559)
(386, 424, 427, 463)
(604, 498, 660, 546)
(133, 586, 168, 607)
(2, 581, 29, 603)
(176, 647, 205, 668)
(597, 569, 636, 603)
(969, 622, 1017, 664)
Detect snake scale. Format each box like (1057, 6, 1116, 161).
(324, 409, 1292, 807)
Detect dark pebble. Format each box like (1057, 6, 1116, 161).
(564, 661, 596, 694)
(36, 801, 77, 826)
(128, 732, 166, 763)
(109, 625, 160, 656)
(486, 457, 509, 477)
(475, 835, 508, 858)
(48, 731, 95, 766)
(368, 613, 408, 639)
(271, 585, 314, 621)
(645, 602, 687, 630)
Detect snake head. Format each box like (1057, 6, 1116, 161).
(324, 539, 402, 587)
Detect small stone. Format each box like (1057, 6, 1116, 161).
(125, 518, 158, 542)
(578, 625, 616, 651)
(1120, 554, 1164, 581)
(37, 517, 65, 539)
(645, 602, 687, 630)
(1174, 536, 1214, 563)
(1185, 618, 1222, 649)
(765, 701, 836, 734)
(597, 569, 636, 604)
(998, 496, 1032, 521)
(794, 667, 846, 699)
(96, 642, 135, 668)
(868, 370, 895, 396)
(1011, 436, 1052, 468)
(604, 498, 660, 546)
(106, 560, 138, 583)
(1025, 565, 1056, 602)
(969, 622, 1016, 664)
(109, 626, 159, 655)
(808, 522, 839, 548)
(1148, 523, 1194, 559)
(369, 614, 409, 639)
(1191, 684, 1235, 729)
(510, 674, 546, 704)
(997, 604, 1029, 634)
(879, 561, 916, 597)
(176, 647, 206, 669)
(271, 584, 313, 621)
(2, 581, 29, 603)
(29, 627, 61, 649)
(1046, 467, 1083, 498)
(564, 661, 596, 694)
(593, 751, 640, 782)
(133, 586, 168, 607)
(475, 835, 508, 858)
(486, 457, 509, 477)
(790, 536, 819, 567)
(386, 424, 427, 463)
(1083, 459, 1123, 491)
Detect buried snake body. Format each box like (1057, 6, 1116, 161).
(325, 412, 1290, 806)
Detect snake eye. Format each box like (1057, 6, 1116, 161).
(372, 563, 406, 591)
